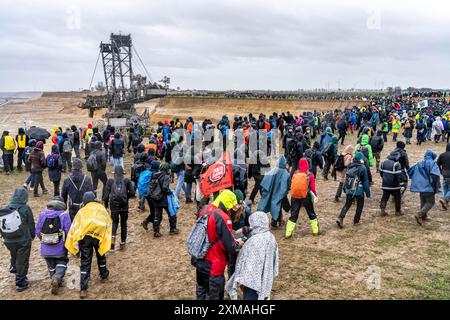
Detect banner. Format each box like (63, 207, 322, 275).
(199, 152, 234, 197)
(418, 99, 428, 109)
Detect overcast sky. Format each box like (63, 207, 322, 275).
(1, 0, 450, 92)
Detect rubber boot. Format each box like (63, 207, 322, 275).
(285, 220, 297, 239)
(310, 219, 319, 236)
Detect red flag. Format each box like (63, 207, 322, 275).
(199, 152, 234, 197)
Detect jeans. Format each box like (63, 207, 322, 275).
(45, 256, 68, 286)
(2, 152, 13, 172)
(443, 178, 450, 202)
(185, 182, 193, 201)
(79, 236, 109, 291)
(195, 270, 225, 300)
(419, 193, 435, 218)
(74, 143, 80, 159)
(25, 174, 35, 188)
(339, 195, 365, 223)
(5, 241, 31, 287)
(113, 157, 124, 169)
(175, 170, 186, 199)
(111, 210, 128, 243)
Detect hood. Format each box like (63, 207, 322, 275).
(424, 150, 437, 161)
(46, 199, 67, 211)
(18, 128, 25, 135)
(249, 211, 270, 235)
(82, 191, 96, 205)
(343, 145, 354, 154)
(213, 189, 238, 212)
(51, 145, 59, 154)
(326, 127, 332, 133)
(150, 160, 161, 171)
(137, 144, 145, 153)
(36, 141, 44, 150)
(114, 165, 124, 180)
(10, 188, 28, 205)
(114, 132, 121, 139)
(88, 123, 93, 129)
(361, 134, 370, 145)
(331, 136, 338, 144)
(62, 132, 68, 139)
(277, 155, 286, 169)
(298, 158, 309, 173)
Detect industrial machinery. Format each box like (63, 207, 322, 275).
(80, 33, 168, 127)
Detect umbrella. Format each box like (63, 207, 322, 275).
(26, 127, 51, 141)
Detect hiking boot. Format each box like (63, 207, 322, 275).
(380, 208, 388, 217)
(34, 194, 40, 198)
(9, 265, 16, 274)
(414, 213, 423, 226)
(186, 199, 193, 204)
(42, 189, 49, 194)
(154, 232, 162, 238)
(353, 221, 361, 226)
(51, 276, 59, 295)
(23, 183, 28, 190)
(111, 243, 115, 250)
(141, 220, 149, 231)
(439, 199, 448, 211)
(169, 229, 180, 235)
(422, 215, 431, 221)
(119, 242, 126, 250)
(336, 218, 344, 229)
(334, 196, 339, 203)
(16, 283, 29, 292)
(395, 211, 403, 217)
(79, 290, 87, 299)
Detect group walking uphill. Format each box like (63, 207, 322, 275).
(2, 93, 450, 300)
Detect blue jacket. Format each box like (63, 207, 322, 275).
(409, 150, 441, 194)
(257, 156, 291, 220)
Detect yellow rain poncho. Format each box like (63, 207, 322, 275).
(65, 201, 112, 256)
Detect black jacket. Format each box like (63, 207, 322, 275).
(103, 167, 135, 212)
(437, 143, 450, 178)
(370, 135, 384, 153)
(91, 148, 107, 174)
(151, 171, 171, 208)
(380, 158, 403, 190)
(110, 137, 124, 158)
(61, 171, 94, 215)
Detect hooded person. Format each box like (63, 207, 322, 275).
(46, 145, 63, 197)
(408, 150, 441, 225)
(0, 189, 35, 292)
(23, 139, 37, 190)
(379, 151, 404, 217)
(336, 152, 371, 228)
(322, 135, 339, 180)
(286, 158, 319, 238)
(15, 128, 29, 170)
(225, 211, 279, 300)
(355, 134, 374, 167)
(370, 130, 384, 172)
(58, 132, 73, 172)
(432, 116, 444, 143)
(257, 155, 291, 228)
(193, 189, 245, 300)
(334, 145, 354, 202)
(437, 143, 450, 210)
(88, 140, 107, 195)
(109, 132, 125, 170)
(141, 160, 161, 229)
(30, 140, 48, 197)
(103, 165, 135, 250)
(61, 158, 94, 221)
(65, 191, 111, 299)
(35, 196, 71, 294)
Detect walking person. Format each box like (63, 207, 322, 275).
(0, 130, 16, 175)
(109, 132, 125, 171)
(71, 125, 81, 159)
(16, 128, 29, 171)
(0, 188, 35, 291)
(86, 141, 107, 196)
(29, 141, 48, 197)
(103, 165, 135, 250)
(65, 192, 111, 299)
(334, 145, 354, 202)
(379, 153, 404, 216)
(437, 143, 450, 210)
(322, 136, 338, 180)
(46, 145, 63, 197)
(23, 139, 36, 190)
(370, 130, 385, 173)
(248, 150, 269, 204)
(226, 211, 279, 300)
(336, 152, 371, 228)
(35, 196, 71, 295)
(409, 150, 441, 225)
(59, 132, 73, 172)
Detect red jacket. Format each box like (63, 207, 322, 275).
(196, 204, 236, 276)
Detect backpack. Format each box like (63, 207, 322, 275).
(131, 133, 140, 146)
(131, 162, 146, 183)
(148, 174, 163, 201)
(291, 172, 309, 199)
(86, 152, 98, 172)
(167, 191, 180, 217)
(187, 206, 217, 259)
(357, 144, 370, 160)
(62, 140, 73, 153)
(288, 139, 299, 160)
(40, 214, 64, 245)
(343, 166, 361, 195)
(110, 179, 128, 206)
(0, 208, 24, 240)
(67, 175, 87, 214)
(137, 170, 153, 198)
(46, 155, 59, 170)
(334, 154, 346, 172)
(322, 142, 333, 159)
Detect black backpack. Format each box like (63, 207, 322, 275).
(344, 165, 361, 195)
(41, 214, 64, 245)
(148, 174, 164, 201)
(68, 175, 87, 214)
(131, 162, 146, 183)
(334, 154, 346, 172)
(86, 152, 98, 172)
(131, 133, 140, 146)
(110, 179, 128, 206)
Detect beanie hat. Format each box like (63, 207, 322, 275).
(36, 141, 44, 149)
(396, 141, 406, 149)
(354, 152, 364, 161)
(233, 189, 244, 204)
(82, 191, 96, 205)
(72, 158, 83, 171)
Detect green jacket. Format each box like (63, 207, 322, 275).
(355, 134, 374, 167)
(3, 189, 35, 244)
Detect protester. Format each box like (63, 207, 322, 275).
(334, 145, 354, 202)
(226, 211, 278, 300)
(379, 152, 404, 216)
(322, 135, 338, 180)
(109, 132, 125, 170)
(46, 145, 63, 197)
(408, 150, 441, 225)
(59, 132, 73, 172)
(61, 159, 94, 221)
(336, 152, 371, 228)
(103, 165, 135, 250)
(0, 189, 35, 291)
(370, 130, 385, 173)
(0, 130, 16, 174)
(16, 128, 29, 171)
(35, 196, 71, 295)
(437, 143, 450, 210)
(29, 141, 48, 197)
(23, 139, 36, 190)
(87, 140, 107, 196)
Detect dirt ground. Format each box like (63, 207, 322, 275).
(0, 93, 449, 300)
